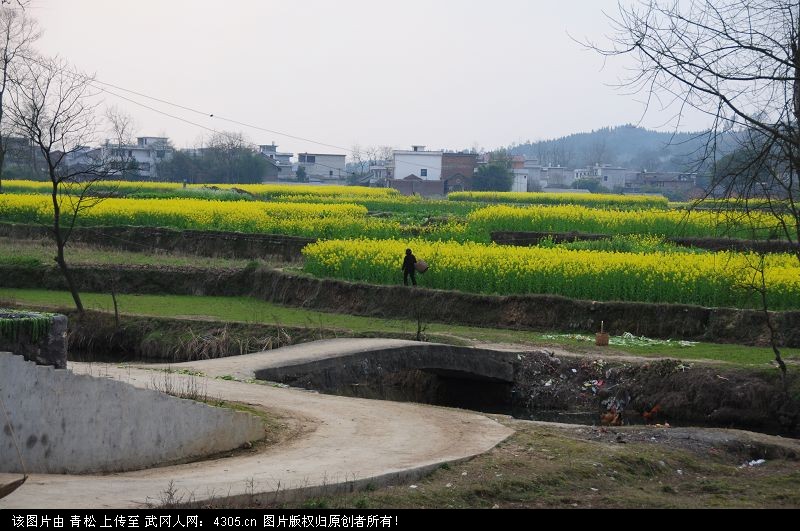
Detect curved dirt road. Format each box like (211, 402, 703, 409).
(1, 340, 513, 509)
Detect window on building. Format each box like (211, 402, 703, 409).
(156, 150, 165, 159)
(127, 150, 133, 157)
(138, 162, 151, 172)
(420, 169, 428, 177)
(299, 154, 316, 164)
(603, 176, 608, 182)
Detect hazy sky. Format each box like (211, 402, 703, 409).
(28, 0, 709, 155)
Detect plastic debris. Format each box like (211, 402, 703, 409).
(739, 459, 767, 469)
(542, 332, 698, 348)
(583, 379, 605, 394)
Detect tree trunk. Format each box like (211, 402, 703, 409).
(55, 246, 84, 314)
(758, 260, 786, 384)
(51, 179, 84, 313)
(0, 147, 5, 194)
(111, 277, 119, 329)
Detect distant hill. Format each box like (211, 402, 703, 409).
(509, 124, 733, 173)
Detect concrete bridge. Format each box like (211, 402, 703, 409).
(173, 338, 519, 386)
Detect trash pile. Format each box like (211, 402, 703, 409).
(542, 332, 698, 348)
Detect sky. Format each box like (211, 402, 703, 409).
(26, 0, 710, 156)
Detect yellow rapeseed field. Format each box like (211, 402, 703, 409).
(0, 179, 399, 200)
(467, 203, 788, 239)
(302, 238, 800, 310)
(449, 191, 669, 209)
(0, 193, 403, 238)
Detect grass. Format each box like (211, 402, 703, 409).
(269, 421, 800, 509)
(0, 287, 794, 367)
(0, 238, 271, 269)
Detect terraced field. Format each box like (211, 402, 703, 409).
(1, 179, 797, 310)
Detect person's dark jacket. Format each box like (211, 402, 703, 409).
(402, 253, 417, 273)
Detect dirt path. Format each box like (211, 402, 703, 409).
(0, 347, 512, 509)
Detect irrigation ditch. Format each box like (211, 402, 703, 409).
(2, 257, 799, 438)
(37, 310, 800, 438)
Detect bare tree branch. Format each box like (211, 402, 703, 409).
(0, 5, 39, 192)
(587, 0, 800, 376)
(7, 55, 114, 314)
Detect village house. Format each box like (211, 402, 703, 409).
(297, 152, 347, 182)
(102, 136, 173, 180)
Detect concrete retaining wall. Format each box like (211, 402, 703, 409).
(0, 223, 314, 261)
(0, 313, 67, 369)
(0, 353, 264, 474)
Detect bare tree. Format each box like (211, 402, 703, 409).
(350, 144, 394, 185)
(0, 5, 39, 192)
(588, 135, 608, 166)
(207, 130, 249, 151)
(0, 1, 31, 9)
(350, 143, 369, 177)
(104, 105, 138, 178)
(105, 105, 136, 146)
(7, 56, 108, 313)
(590, 0, 799, 376)
(365, 145, 393, 165)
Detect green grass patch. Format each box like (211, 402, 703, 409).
(0, 287, 792, 366)
(0, 238, 268, 269)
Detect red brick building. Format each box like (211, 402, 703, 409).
(441, 153, 477, 191)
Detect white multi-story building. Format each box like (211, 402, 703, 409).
(393, 145, 443, 181)
(297, 152, 347, 181)
(102, 136, 172, 179)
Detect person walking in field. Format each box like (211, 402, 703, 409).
(402, 248, 417, 286)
